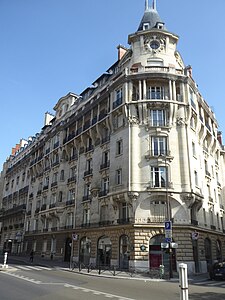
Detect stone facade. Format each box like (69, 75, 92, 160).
(0, 1, 225, 274)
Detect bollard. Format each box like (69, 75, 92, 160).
(2, 252, 8, 269)
(159, 264, 164, 279)
(179, 263, 189, 300)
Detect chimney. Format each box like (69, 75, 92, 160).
(117, 45, 127, 61)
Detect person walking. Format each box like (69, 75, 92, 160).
(30, 250, 34, 263)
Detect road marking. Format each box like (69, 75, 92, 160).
(64, 283, 136, 300)
(3, 272, 42, 284)
(13, 265, 53, 271)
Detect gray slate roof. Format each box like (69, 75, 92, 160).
(138, 8, 166, 31)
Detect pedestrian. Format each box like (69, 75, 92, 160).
(30, 250, 34, 263)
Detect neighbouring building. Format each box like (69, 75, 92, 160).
(0, 0, 225, 274)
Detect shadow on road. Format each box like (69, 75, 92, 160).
(190, 292, 225, 300)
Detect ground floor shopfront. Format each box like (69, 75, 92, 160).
(22, 225, 225, 274)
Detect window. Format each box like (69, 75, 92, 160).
(16, 176, 19, 185)
(114, 114, 124, 129)
(150, 110, 166, 127)
(86, 159, 92, 172)
(84, 183, 91, 198)
(147, 86, 164, 100)
(151, 166, 167, 188)
(116, 169, 122, 185)
(143, 23, 149, 30)
(116, 140, 123, 155)
(70, 166, 77, 178)
(102, 177, 109, 192)
(192, 142, 196, 157)
(152, 136, 167, 156)
(58, 191, 63, 202)
(60, 170, 64, 181)
(100, 205, 108, 222)
(120, 202, 129, 220)
(115, 88, 123, 102)
(194, 171, 198, 186)
(53, 172, 58, 183)
(103, 151, 109, 164)
(68, 189, 75, 201)
(83, 208, 90, 225)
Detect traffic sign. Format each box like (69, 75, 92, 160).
(165, 221, 172, 230)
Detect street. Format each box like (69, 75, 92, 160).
(0, 259, 225, 300)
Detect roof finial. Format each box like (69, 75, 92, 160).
(145, 0, 149, 11)
(152, 0, 157, 10)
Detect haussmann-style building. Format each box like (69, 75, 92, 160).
(0, 0, 225, 275)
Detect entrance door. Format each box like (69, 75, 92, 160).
(97, 236, 112, 267)
(64, 238, 72, 262)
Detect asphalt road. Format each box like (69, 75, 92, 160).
(0, 262, 225, 300)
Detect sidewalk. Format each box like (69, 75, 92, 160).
(2, 254, 209, 283)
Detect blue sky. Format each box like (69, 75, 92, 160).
(0, 0, 225, 170)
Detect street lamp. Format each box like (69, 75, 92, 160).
(160, 153, 173, 279)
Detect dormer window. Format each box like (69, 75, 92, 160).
(143, 23, 150, 30)
(156, 22, 164, 29)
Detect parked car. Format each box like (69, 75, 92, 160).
(209, 262, 225, 280)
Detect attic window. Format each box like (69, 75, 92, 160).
(143, 23, 150, 30)
(156, 22, 164, 29)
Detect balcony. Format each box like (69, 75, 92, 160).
(1, 204, 26, 218)
(85, 145, 94, 153)
(45, 148, 50, 155)
(205, 170, 211, 177)
(98, 189, 109, 198)
(99, 220, 112, 226)
(52, 160, 59, 167)
(54, 141, 59, 149)
(101, 136, 110, 145)
(83, 121, 90, 131)
(64, 132, 75, 144)
(100, 161, 110, 170)
(98, 110, 107, 121)
(69, 154, 78, 161)
(210, 225, 216, 230)
(76, 127, 82, 136)
(66, 200, 75, 206)
(37, 190, 42, 196)
(92, 116, 97, 125)
(191, 219, 199, 226)
(82, 195, 91, 202)
(67, 176, 77, 184)
(117, 218, 132, 225)
(27, 210, 31, 216)
(51, 227, 58, 232)
(51, 181, 58, 188)
(41, 204, 47, 211)
(49, 203, 56, 209)
(81, 223, 90, 228)
(43, 185, 49, 191)
(84, 169, 93, 177)
(35, 208, 40, 214)
(43, 228, 48, 232)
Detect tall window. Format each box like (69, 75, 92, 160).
(194, 171, 198, 186)
(120, 202, 129, 220)
(102, 177, 109, 192)
(152, 136, 167, 156)
(115, 88, 123, 102)
(116, 169, 122, 185)
(116, 139, 123, 155)
(68, 189, 75, 201)
(147, 86, 164, 100)
(150, 110, 166, 127)
(151, 166, 167, 188)
(83, 208, 90, 225)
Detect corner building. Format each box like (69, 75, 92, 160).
(1, 1, 225, 274)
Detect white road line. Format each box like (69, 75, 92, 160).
(64, 284, 136, 300)
(15, 265, 31, 270)
(26, 266, 44, 270)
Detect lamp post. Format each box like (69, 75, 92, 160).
(160, 153, 173, 279)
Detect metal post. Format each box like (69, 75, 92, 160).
(179, 263, 189, 300)
(2, 252, 8, 269)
